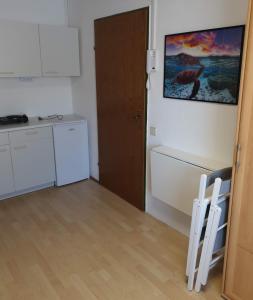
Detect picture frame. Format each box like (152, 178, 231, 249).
(163, 25, 245, 105)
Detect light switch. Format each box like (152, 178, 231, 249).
(150, 126, 157, 136)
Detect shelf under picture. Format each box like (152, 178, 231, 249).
(163, 25, 245, 105)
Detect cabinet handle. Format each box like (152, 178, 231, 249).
(0, 72, 15, 75)
(0, 147, 7, 153)
(45, 71, 58, 74)
(14, 145, 27, 151)
(26, 131, 38, 136)
(68, 128, 76, 131)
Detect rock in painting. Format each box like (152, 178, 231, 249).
(176, 53, 201, 66)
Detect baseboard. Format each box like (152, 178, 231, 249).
(90, 176, 100, 184)
(0, 182, 55, 201)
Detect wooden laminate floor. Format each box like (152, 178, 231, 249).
(0, 180, 222, 300)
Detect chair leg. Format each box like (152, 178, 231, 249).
(186, 200, 198, 277)
(187, 201, 208, 290)
(194, 207, 215, 292)
(202, 208, 221, 285)
(195, 278, 202, 292)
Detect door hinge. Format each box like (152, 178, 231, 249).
(235, 143, 241, 170)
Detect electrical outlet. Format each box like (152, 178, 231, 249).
(150, 126, 157, 136)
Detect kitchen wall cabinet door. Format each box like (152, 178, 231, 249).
(39, 25, 80, 77)
(0, 21, 41, 77)
(10, 128, 55, 191)
(0, 145, 15, 197)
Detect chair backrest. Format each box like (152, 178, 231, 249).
(198, 167, 232, 204)
(205, 167, 232, 187)
(199, 168, 232, 240)
(206, 167, 232, 195)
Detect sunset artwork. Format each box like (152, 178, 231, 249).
(163, 26, 245, 104)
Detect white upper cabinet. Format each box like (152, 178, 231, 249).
(39, 25, 80, 77)
(0, 21, 41, 77)
(0, 21, 80, 78)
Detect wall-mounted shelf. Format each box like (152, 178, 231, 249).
(151, 146, 230, 216)
(152, 146, 230, 172)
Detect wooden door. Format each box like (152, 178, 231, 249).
(94, 8, 148, 210)
(223, 1, 253, 299)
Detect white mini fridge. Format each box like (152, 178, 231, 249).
(53, 120, 89, 186)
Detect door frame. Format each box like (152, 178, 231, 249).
(94, 7, 150, 211)
(222, 0, 252, 297)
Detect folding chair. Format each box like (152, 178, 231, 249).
(186, 168, 232, 291)
(186, 174, 209, 291)
(195, 174, 231, 292)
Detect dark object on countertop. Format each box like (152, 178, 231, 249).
(0, 114, 29, 125)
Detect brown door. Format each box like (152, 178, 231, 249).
(223, 1, 253, 299)
(94, 8, 148, 210)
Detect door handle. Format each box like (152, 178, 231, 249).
(0, 147, 8, 153)
(45, 71, 58, 74)
(133, 114, 142, 121)
(235, 144, 241, 170)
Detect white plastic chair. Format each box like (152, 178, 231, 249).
(186, 174, 209, 291)
(195, 175, 231, 292)
(186, 168, 232, 291)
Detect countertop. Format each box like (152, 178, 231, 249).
(0, 114, 86, 133)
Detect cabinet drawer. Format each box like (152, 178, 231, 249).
(0, 133, 9, 146)
(10, 126, 52, 145)
(54, 122, 85, 135)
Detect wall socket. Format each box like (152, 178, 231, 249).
(150, 126, 157, 136)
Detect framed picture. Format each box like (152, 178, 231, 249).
(163, 25, 245, 105)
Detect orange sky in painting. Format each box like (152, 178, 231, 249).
(166, 29, 242, 57)
(168, 32, 215, 53)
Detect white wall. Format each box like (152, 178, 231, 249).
(0, 0, 73, 117)
(68, 0, 249, 234)
(68, 0, 150, 180)
(147, 0, 248, 235)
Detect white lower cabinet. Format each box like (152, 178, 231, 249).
(0, 118, 88, 200)
(0, 145, 15, 196)
(9, 127, 55, 191)
(53, 121, 89, 186)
